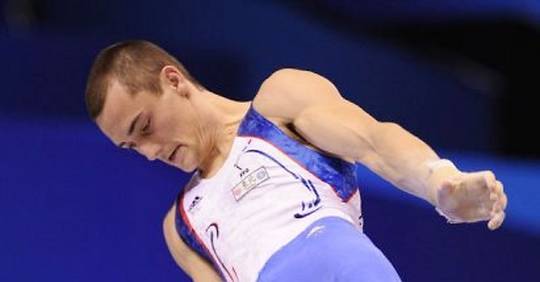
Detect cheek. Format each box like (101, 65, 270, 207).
(186, 144, 201, 160)
(155, 116, 183, 140)
(155, 106, 199, 145)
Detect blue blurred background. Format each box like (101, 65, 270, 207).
(1, 1, 539, 281)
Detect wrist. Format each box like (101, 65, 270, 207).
(424, 159, 462, 206)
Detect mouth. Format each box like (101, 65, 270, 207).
(168, 145, 182, 162)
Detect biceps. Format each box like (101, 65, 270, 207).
(293, 100, 381, 162)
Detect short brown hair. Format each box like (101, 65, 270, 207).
(85, 40, 203, 120)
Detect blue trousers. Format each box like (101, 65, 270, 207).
(258, 217, 402, 282)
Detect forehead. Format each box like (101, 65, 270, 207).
(96, 80, 148, 141)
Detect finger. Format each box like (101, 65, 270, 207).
(488, 211, 505, 230)
(500, 192, 508, 210)
(493, 180, 503, 195)
(483, 171, 496, 190)
(493, 212, 505, 230)
(490, 200, 502, 216)
(489, 184, 502, 214)
(490, 195, 508, 218)
(496, 181, 508, 210)
(491, 181, 507, 214)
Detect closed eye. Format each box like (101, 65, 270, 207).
(141, 117, 151, 135)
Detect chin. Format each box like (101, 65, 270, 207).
(175, 158, 198, 173)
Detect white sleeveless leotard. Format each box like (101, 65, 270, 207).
(174, 104, 363, 282)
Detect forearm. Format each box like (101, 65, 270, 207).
(360, 122, 462, 205)
(294, 100, 461, 205)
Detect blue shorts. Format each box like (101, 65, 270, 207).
(258, 217, 402, 282)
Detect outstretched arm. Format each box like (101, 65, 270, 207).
(254, 68, 507, 230)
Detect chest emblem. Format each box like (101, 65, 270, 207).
(231, 166, 270, 201)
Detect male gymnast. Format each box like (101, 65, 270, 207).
(85, 40, 508, 282)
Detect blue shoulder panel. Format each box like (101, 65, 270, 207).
(238, 105, 358, 201)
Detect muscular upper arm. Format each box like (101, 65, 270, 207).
(163, 207, 221, 282)
(253, 68, 382, 162)
(254, 68, 344, 122)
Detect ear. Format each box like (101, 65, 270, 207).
(160, 65, 188, 96)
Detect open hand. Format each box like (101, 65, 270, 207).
(435, 171, 507, 230)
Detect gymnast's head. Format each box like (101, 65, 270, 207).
(85, 40, 212, 172)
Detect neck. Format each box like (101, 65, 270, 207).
(194, 90, 250, 178)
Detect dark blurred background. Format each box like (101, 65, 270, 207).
(1, 1, 539, 281)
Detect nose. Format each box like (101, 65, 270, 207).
(136, 142, 161, 161)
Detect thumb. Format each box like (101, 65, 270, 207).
(437, 180, 460, 213)
(438, 180, 455, 198)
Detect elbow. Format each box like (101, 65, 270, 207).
(163, 207, 177, 243)
(163, 208, 173, 231)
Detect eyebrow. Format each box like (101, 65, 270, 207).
(117, 112, 142, 148)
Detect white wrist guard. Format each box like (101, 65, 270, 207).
(425, 159, 457, 172)
(435, 207, 461, 224)
(425, 159, 460, 221)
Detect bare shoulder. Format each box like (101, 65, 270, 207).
(252, 68, 343, 122)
